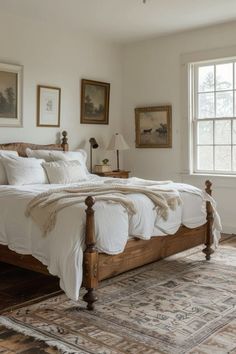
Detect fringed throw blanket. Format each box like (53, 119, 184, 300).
(25, 184, 181, 235)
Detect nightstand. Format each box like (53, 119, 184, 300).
(94, 170, 130, 179)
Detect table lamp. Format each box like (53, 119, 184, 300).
(107, 133, 129, 171)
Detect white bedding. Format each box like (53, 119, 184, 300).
(0, 175, 220, 300)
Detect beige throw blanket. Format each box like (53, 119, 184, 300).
(26, 184, 181, 235)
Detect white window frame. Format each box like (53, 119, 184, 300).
(190, 57, 236, 176)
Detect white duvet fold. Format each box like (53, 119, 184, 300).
(25, 183, 181, 235)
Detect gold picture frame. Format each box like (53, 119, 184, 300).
(80, 79, 110, 125)
(0, 63, 23, 127)
(135, 105, 172, 148)
(37, 85, 61, 127)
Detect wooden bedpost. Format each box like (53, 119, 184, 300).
(202, 180, 214, 261)
(61, 131, 69, 151)
(83, 196, 98, 310)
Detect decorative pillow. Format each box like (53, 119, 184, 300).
(0, 150, 19, 184)
(26, 148, 88, 174)
(1, 155, 48, 185)
(25, 148, 56, 162)
(42, 160, 88, 184)
(49, 150, 88, 174)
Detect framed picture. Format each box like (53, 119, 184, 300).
(0, 63, 23, 127)
(81, 79, 110, 124)
(135, 105, 172, 148)
(37, 85, 61, 127)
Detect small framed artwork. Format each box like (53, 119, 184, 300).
(0, 63, 23, 127)
(81, 79, 110, 124)
(37, 85, 61, 127)
(135, 105, 172, 148)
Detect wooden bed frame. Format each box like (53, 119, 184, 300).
(0, 132, 214, 310)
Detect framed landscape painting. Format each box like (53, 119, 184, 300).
(0, 63, 23, 127)
(37, 85, 61, 127)
(135, 105, 172, 148)
(81, 79, 110, 124)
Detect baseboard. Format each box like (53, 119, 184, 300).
(221, 225, 236, 235)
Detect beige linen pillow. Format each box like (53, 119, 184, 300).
(25, 148, 55, 162)
(42, 160, 88, 184)
(26, 148, 88, 174)
(49, 150, 88, 174)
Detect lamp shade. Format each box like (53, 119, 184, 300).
(107, 133, 129, 151)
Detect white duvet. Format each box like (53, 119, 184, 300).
(0, 175, 220, 300)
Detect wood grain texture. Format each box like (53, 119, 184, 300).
(83, 196, 98, 310)
(0, 245, 49, 275)
(98, 225, 207, 280)
(0, 131, 69, 156)
(203, 180, 214, 260)
(94, 170, 130, 178)
(0, 142, 63, 157)
(0, 224, 207, 281)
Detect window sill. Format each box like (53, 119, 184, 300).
(180, 171, 236, 189)
(189, 172, 236, 178)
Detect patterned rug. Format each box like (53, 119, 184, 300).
(0, 238, 236, 354)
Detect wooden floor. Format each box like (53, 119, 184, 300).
(0, 233, 234, 314)
(0, 262, 61, 314)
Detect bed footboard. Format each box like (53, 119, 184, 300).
(83, 196, 98, 310)
(82, 180, 215, 310)
(202, 180, 214, 261)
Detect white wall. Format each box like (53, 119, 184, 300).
(123, 21, 236, 233)
(0, 12, 123, 170)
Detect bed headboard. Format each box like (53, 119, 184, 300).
(0, 131, 69, 157)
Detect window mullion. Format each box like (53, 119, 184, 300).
(234, 63, 235, 171)
(233, 61, 235, 117)
(213, 64, 216, 171)
(231, 119, 233, 172)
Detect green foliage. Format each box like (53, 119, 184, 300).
(85, 94, 104, 117)
(0, 87, 16, 114)
(102, 158, 109, 165)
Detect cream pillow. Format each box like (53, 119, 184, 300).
(42, 160, 88, 184)
(0, 150, 19, 184)
(26, 148, 89, 174)
(26, 148, 88, 173)
(49, 150, 89, 174)
(1, 155, 48, 185)
(25, 148, 56, 162)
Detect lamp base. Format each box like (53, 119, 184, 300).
(112, 169, 120, 172)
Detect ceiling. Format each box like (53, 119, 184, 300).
(1, 0, 236, 43)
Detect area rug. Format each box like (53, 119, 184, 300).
(0, 239, 236, 354)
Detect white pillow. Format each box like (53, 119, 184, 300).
(0, 150, 18, 156)
(49, 150, 88, 174)
(26, 148, 88, 174)
(25, 148, 56, 162)
(0, 150, 19, 184)
(42, 160, 88, 184)
(1, 155, 48, 185)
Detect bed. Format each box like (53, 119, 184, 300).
(0, 132, 218, 311)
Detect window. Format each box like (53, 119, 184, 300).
(190, 58, 236, 175)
